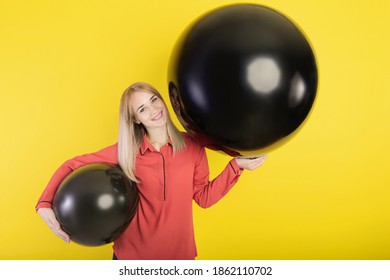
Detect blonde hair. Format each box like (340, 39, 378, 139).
(118, 82, 186, 182)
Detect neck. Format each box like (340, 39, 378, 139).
(147, 126, 169, 150)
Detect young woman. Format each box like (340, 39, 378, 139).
(36, 82, 267, 260)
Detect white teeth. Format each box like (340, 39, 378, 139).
(152, 111, 162, 120)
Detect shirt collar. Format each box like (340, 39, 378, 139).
(139, 133, 173, 155)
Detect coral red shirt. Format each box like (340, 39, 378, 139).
(36, 133, 243, 259)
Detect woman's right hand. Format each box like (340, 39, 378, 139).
(37, 208, 70, 243)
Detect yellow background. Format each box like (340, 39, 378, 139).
(0, 0, 389, 260)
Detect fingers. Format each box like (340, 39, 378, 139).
(50, 219, 70, 243)
(246, 157, 266, 170)
(38, 208, 70, 243)
(256, 154, 268, 166)
(235, 154, 268, 170)
(55, 228, 71, 244)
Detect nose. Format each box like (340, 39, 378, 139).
(149, 105, 157, 114)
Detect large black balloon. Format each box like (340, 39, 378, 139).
(168, 4, 318, 156)
(53, 164, 139, 246)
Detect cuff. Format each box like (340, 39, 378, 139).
(229, 159, 244, 175)
(35, 201, 52, 212)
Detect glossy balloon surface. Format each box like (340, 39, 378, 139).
(168, 4, 318, 156)
(53, 164, 139, 246)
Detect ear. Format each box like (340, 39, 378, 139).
(134, 118, 141, 124)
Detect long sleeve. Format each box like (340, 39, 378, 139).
(192, 146, 243, 208)
(35, 144, 118, 211)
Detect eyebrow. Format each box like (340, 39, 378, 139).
(136, 95, 157, 112)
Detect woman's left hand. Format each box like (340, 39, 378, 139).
(235, 155, 268, 171)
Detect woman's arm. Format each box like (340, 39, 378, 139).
(35, 144, 118, 243)
(35, 143, 118, 210)
(192, 148, 267, 208)
(192, 147, 241, 208)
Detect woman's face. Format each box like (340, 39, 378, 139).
(130, 90, 167, 130)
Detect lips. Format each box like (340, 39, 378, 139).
(151, 111, 163, 121)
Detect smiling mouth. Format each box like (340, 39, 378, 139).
(151, 111, 163, 121)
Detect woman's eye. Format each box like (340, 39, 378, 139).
(151, 96, 158, 103)
(139, 108, 145, 113)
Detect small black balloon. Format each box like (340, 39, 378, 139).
(168, 4, 318, 156)
(53, 164, 139, 246)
